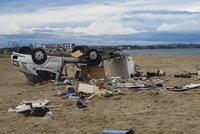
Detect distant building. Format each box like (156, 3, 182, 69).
(37, 43, 74, 55)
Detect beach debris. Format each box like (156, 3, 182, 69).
(119, 82, 146, 88)
(95, 90, 113, 98)
(78, 83, 99, 93)
(146, 70, 166, 78)
(133, 70, 143, 77)
(174, 73, 192, 78)
(157, 70, 166, 76)
(56, 86, 68, 96)
(68, 94, 79, 101)
(76, 94, 88, 109)
(182, 84, 200, 90)
(66, 87, 76, 97)
(53, 77, 74, 86)
(102, 129, 134, 134)
(138, 87, 150, 90)
(8, 99, 52, 117)
(96, 82, 107, 89)
(146, 72, 156, 77)
(63, 79, 73, 85)
(76, 100, 87, 109)
(167, 84, 200, 91)
(134, 76, 147, 81)
(147, 80, 165, 87)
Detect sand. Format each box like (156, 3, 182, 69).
(0, 54, 200, 134)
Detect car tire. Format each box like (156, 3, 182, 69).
(32, 48, 47, 65)
(18, 46, 32, 54)
(86, 49, 102, 66)
(72, 46, 84, 53)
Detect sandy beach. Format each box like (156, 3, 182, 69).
(0, 54, 200, 134)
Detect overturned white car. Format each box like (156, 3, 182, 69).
(11, 46, 135, 84)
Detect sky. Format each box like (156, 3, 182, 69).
(1, 0, 200, 48)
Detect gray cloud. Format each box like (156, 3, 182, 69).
(126, 10, 200, 15)
(1, 0, 200, 47)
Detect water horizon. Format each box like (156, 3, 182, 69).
(123, 48, 200, 56)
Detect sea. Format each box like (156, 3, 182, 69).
(123, 48, 200, 56)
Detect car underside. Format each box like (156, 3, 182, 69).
(11, 46, 125, 84)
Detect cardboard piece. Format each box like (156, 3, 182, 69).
(71, 50, 83, 58)
(81, 66, 105, 82)
(78, 83, 99, 93)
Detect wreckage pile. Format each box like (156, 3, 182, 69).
(9, 69, 200, 118)
(8, 52, 200, 117)
(49, 69, 200, 109)
(51, 78, 153, 109)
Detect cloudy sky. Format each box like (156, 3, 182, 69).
(1, 0, 200, 47)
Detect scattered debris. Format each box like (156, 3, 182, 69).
(78, 83, 99, 93)
(76, 99, 87, 109)
(146, 70, 166, 78)
(167, 84, 200, 91)
(8, 99, 52, 117)
(174, 73, 192, 78)
(182, 84, 200, 90)
(95, 90, 113, 98)
(66, 87, 76, 97)
(138, 87, 150, 90)
(68, 94, 79, 101)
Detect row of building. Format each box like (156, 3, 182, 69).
(37, 43, 75, 53)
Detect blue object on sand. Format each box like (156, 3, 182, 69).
(102, 130, 128, 134)
(68, 93, 79, 101)
(66, 87, 75, 97)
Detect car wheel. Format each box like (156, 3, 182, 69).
(86, 49, 102, 66)
(32, 48, 47, 65)
(18, 46, 32, 54)
(72, 46, 85, 53)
